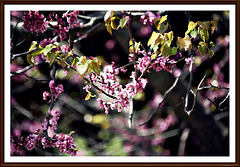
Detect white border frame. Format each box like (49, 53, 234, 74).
(4, 4, 236, 163)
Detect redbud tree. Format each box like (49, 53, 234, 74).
(10, 10, 229, 156)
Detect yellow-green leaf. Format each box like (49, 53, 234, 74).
(198, 42, 208, 57)
(106, 24, 112, 35)
(209, 49, 214, 58)
(211, 21, 218, 34)
(199, 28, 209, 42)
(147, 31, 160, 46)
(159, 23, 168, 34)
(154, 16, 167, 30)
(27, 54, 35, 65)
(110, 19, 117, 30)
(197, 21, 210, 30)
(28, 41, 38, 52)
(89, 58, 101, 75)
(190, 28, 198, 38)
(161, 42, 171, 58)
(163, 31, 173, 43)
(177, 36, 192, 51)
(64, 49, 73, 61)
(185, 21, 197, 36)
(120, 17, 128, 28)
(209, 41, 215, 47)
(76, 62, 89, 77)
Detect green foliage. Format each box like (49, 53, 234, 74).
(177, 36, 192, 51)
(104, 137, 127, 156)
(185, 21, 197, 36)
(27, 45, 44, 65)
(154, 16, 167, 30)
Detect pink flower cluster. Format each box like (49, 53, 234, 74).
(41, 133, 77, 156)
(63, 11, 83, 29)
(48, 12, 70, 40)
(140, 11, 160, 26)
(91, 63, 147, 114)
(42, 110, 61, 132)
(25, 134, 41, 151)
(43, 80, 64, 103)
(134, 49, 177, 74)
(22, 11, 48, 35)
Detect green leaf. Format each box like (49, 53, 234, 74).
(147, 31, 160, 46)
(119, 17, 128, 28)
(152, 44, 159, 53)
(198, 42, 208, 57)
(154, 16, 167, 30)
(197, 21, 210, 30)
(107, 24, 112, 35)
(159, 22, 168, 34)
(190, 28, 198, 38)
(169, 47, 178, 56)
(89, 58, 101, 75)
(185, 21, 197, 36)
(209, 49, 214, 58)
(76, 62, 89, 77)
(110, 19, 117, 30)
(28, 41, 38, 52)
(31, 47, 44, 57)
(199, 28, 209, 42)
(161, 42, 171, 58)
(209, 41, 215, 47)
(44, 44, 54, 55)
(211, 21, 218, 34)
(48, 52, 57, 67)
(163, 31, 173, 44)
(26, 46, 44, 65)
(177, 36, 192, 51)
(71, 57, 77, 67)
(27, 54, 35, 65)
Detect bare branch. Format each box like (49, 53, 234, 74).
(139, 72, 181, 127)
(11, 61, 44, 76)
(178, 128, 190, 156)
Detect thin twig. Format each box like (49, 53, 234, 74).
(139, 73, 181, 127)
(11, 61, 44, 76)
(184, 55, 194, 115)
(178, 128, 190, 156)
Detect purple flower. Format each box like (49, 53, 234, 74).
(22, 11, 48, 35)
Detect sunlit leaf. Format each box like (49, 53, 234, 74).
(89, 58, 101, 75)
(211, 21, 218, 34)
(177, 36, 192, 51)
(106, 24, 112, 35)
(147, 31, 160, 46)
(199, 28, 209, 42)
(119, 17, 128, 28)
(28, 41, 38, 52)
(44, 44, 56, 56)
(163, 31, 173, 43)
(76, 62, 89, 77)
(209, 41, 215, 47)
(198, 42, 208, 57)
(161, 42, 171, 58)
(110, 19, 117, 30)
(185, 21, 197, 36)
(27, 54, 35, 65)
(209, 49, 214, 58)
(154, 16, 167, 30)
(190, 28, 198, 38)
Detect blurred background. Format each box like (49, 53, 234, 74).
(10, 10, 230, 156)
